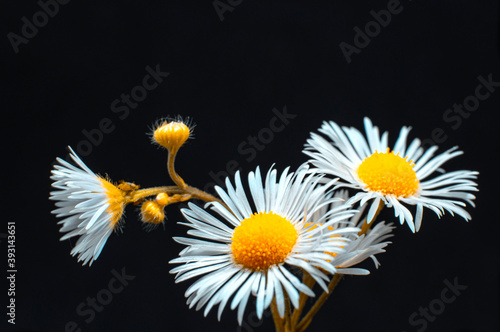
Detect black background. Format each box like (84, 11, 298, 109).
(2, 1, 499, 331)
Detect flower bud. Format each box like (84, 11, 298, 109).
(140, 200, 165, 225)
(152, 119, 192, 150)
(156, 192, 170, 206)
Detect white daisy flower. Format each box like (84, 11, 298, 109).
(169, 165, 360, 324)
(310, 191, 394, 275)
(304, 117, 479, 232)
(50, 147, 126, 266)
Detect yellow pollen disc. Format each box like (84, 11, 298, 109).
(357, 148, 419, 197)
(99, 178, 126, 228)
(231, 212, 298, 271)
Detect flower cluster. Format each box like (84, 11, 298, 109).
(50, 116, 478, 330)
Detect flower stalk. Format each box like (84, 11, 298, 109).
(282, 201, 385, 331)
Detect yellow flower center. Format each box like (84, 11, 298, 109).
(357, 148, 419, 197)
(231, 212, 298, 271)
(99, 178, 126, 228)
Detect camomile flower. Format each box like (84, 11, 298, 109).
(310, 191, 394, 275)
(50, 147, 126, 266)
(169, 165, 360, 324)
(304, 117, 478, 232)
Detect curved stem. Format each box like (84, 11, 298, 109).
(127, 186, 182, 203)
(167, 147, 187, 189)
(296, 274, 343, 332)
(184, 185, 228, 209)
(295, 202, 385, 331)
(127, 184, 227, 206)
(164, 146, 231, 210)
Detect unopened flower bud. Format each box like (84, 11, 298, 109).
(140, 200, 165, 224)
(152, 119, 192, 150)
(156, 192, 170, 206)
